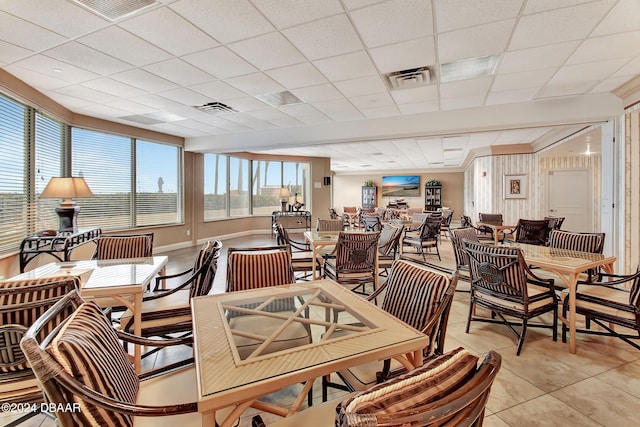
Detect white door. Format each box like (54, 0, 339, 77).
(547, 169, 591, 231)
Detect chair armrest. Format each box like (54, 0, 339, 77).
(288, 237, 311, 252)
(524, 264, 556, 291)
(153, 267, 194, 291)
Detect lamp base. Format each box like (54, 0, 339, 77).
(281, 200, 288, 212)
(55, 206, 81, 232)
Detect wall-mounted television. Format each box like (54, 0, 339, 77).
(382, 175, 420, 197)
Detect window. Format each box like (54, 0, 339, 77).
(35, 112, 65, 231)
(283, 161, 309, 208)
(204, 154, 227, 220)
(229, 157, 250, 216)
(252, 160, 282, 214)
(0, 94, 28, 253)
(136, 140, 182, 226)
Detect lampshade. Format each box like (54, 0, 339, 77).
(41, 177, 94, 206)
(41, 177, 94, 232)
(279, 187, 291, 199)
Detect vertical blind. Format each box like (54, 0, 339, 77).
(0, 94, 28, 253)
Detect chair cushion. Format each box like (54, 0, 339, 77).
(49, 302, 140, 427)
(269, 394, 356, 427)
(337, 348, 478, 423)
(561, 286, 636, 321)
(230, 314, 311, 360)
(475, 283, 555, 311)
(120, 291, 192, 333)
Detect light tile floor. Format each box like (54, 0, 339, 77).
(4, 232, 639, 427)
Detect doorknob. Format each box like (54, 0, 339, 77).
(550, 209, 556, 212)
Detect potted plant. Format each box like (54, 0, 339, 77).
(364, 180, 375, 187)
(426, 179, 441, 186)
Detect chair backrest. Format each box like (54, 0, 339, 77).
(441, 209, 453, 227)
(344, 206, 357, 214)
(411, 212, 430, 224)
(188, 239, 222, 298)
(419, 215, 441, 240)
(449, 227, 480, 270)
(464, 240, 529, 303)
(336, 347, 501, 427)
(382, 259, 458, 357)
(317, 218, 344, 232)
(378, 224, 403, 257)
(334, 232, 380, 274)
(21, 291, 140, 427)
(548, 229, 605, 254)
(513, 218, 551, 246)
(544, 216, 565, 230)
(478, 213, 503, 226)
(1, 276, 79, 403)
(361, 214, 382, 232)
(226, 245, 295, 292)
(460, 215, 473, 228)
(328, 208, 340, 219)
(93, 232, 154, 260)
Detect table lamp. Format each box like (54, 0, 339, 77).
(279, 187, 290, 212)
(40, 177, 94, 232)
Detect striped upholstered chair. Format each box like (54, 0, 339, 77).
(377, 224, 403, 277)
(1, 276, 79, 426)
(226, 246, 311, 361)
(323, 259, 458, 397)
(93, 232, 154, 260)
(21, 290, 231, 427)
(275, 224, 321, 281)
(449, 227, 480, 290)
(548, 229, 606, 282)
(464, 240, 558, 355)
(269, 348, 500, 427)
(508, 218, 551, 246)
(323, 232, 380, 296)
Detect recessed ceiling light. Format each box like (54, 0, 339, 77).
(440, 55, 500, 83)
(255, 91, 303, 107)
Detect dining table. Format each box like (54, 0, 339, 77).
(10, 256, 168, 372)
(303, 230, 340, 280)
(191, 279, 430, 427)
(477, 222, 516, 244)
(507, 242, 616, 354)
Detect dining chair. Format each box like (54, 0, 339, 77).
(439, 208, 454, 239)
(377, 223, 403, 277)
(561, 262, 640, 351)
(323, 258, 458, 398)
(323, 232, 380, 297)
(92, 232, 154, 259)
(258, 348, 501, 427)
(449, 227, 480, 288)
(1, 276, 79, 427)
(20, 290, 232, 427)
(119, 240, 221, 364)
(361, 214, 382, 232)
(508, 218, 551, 246)
(402, 215, 441, 261)
(477, 212, 505, 241)
(464, 240, 558, 355)
(548, 229, 606, 283)
(316, 217, 345, 232)
(544, 216, 565, 230)
(275, 224, 322, 280)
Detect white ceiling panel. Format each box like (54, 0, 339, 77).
(313, 51, 377, 82)
(334, 75, 388, 98)
(81, 77, 147, 98)
(369, 37, 436, 74)
(228, 32, 305, 71)
(350, 0, 434, 48)
(251, 0, 344, 29)
(182, 47, 257, 80)
(8, 55, 99, 83)
(266, 63, 328, 90)
(189, 81, 246, 101)
(157, 87, 211, 106)
(591, 0, 640, 36)
(435, 0, 524, 33)
(225, 73, 284, 96)
(0, 11, 67, 51)
(486, 88, 538, 105)
(438, 19, 516, 64)
(110, 68, 177, 92)
(283, 14, 363, 60)
(0, 41, 33, 64)
(492, 68, 558, 92)
(292, 84, 344, 103)
(143, 58, 214, 86)
(44, 42, 131, 75)
(390, 85, 438, 105)
(567, 31, 640, 64)
(499, 41, 579, 74)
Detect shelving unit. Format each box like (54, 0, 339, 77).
(361, 186, 377, 209)
(424, 184, 442, 212)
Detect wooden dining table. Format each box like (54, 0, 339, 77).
(10, 256, 168, 372)
(507, 242, 616, 354)
(477, 222, 516, 244)
(191, 279, 429, 427)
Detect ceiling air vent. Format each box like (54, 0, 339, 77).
(71, 0, 158, 21)
(384, 67, 432, 90)
(194, 102, 237, 115)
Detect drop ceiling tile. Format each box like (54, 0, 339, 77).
(157, 87, 211, 106)
(334, 75, 387, 98)
(523, 0, 612, 15)
(350, 0, 433, 48)
(590, 75, 633, 93)
(492, 68, 557, 91)
(313, 99, 363, 120)
(78, 26, 172, 67)
(167, 119, 230, 134)
(131, 93, 189, 110)
(486, 88, 538, 105)
(342, 0, 384, 11)
(567, 31, 640, 64)
(7, 67, 70, 91)
(225, 72, 284, 95)
(249, 108, 295, 121)
(143, 58, 215, 86)
(292, 84, 344, 103)
(150, 122, 209, 137)
(283, 14, 363, 60)
(118, 7, 219, 56)
(360, 105, 400, 119)
(0, 11, 67, 51)
(8, 55, 99, 83)
(110, 69, 178, 92)
(81, 77, 147, 98)
(613, 57, 640, 78)
(440, 95, 485, 110)
(46, 92, 95, 109)
(45, 42, 131, 75)
(293, 112, 332, 125)
(251, 0, 344, 29)
(182, 47, 257, 79)
(440, 77, 492, 99)
(536, 81, 594, 98)
(591, 0, 640, 37)
(0, 40, 34, 64)
(397, 100, 439, 114)
(229, 32, 305, 70)
(435, 0, 523, 33)
(500, 42, 579, 74)
(510, 2, 613, 50)
(279, 103, 322, 118)
(189, 81, 246, 100)
(224, 96, 268, 112)
(314, 51, 377, 81)
(437, 19, 515, 63)
(349, 92, 395, 109)
(169, 0, 274, 44)
(551, 58, 630, 85)
(369, 37, 436, 74)
(390, 85, 438, 104)
(52, 85, 119, 104)
(77, 103, 134, 118)
(266, 63, 328, 89)
(105, 99, 156, 114)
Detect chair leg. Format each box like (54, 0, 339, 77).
(561, 300, 568, 343)
(515, 319, 528, 355)
(465, 297, 474, 333)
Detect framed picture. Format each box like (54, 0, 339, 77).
(504, 174, 527, 199)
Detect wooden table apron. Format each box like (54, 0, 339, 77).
(510, 243, 616, 354)
(10, 256, 168, 372)
(191, 279, 429, 427)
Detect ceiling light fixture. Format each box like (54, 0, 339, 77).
(440, 55, 500, 83)
(584, 143, 592, 156)
(255, 91, 303, 107)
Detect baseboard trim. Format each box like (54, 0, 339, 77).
(155, 229, 273, 253)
